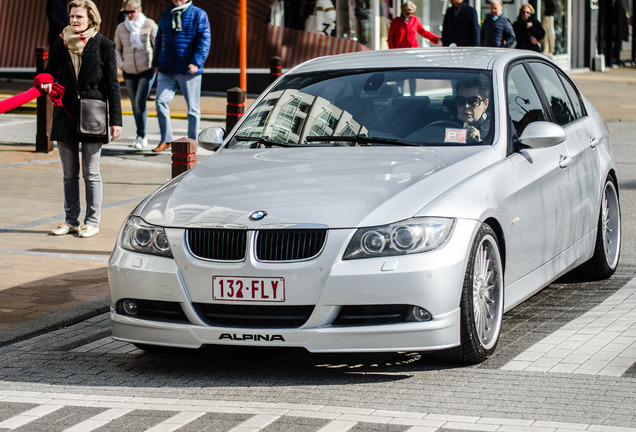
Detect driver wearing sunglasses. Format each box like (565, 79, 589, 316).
(455, 78, 490, 143)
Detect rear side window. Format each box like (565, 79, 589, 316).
(528, 62, 576, 126)
(506, 64, 547, 137)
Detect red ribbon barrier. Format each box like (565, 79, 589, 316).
(0, 73, 64, 114)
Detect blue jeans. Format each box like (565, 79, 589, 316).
(155, 72, 202, 142)
(57, 141, 102, 227)
(123, 69, 156, 139)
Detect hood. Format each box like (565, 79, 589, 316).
(138, 146, 498, 229)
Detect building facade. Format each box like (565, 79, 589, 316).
(0, 0, 631, 93)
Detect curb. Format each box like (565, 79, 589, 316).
(0, 297, 110, 347)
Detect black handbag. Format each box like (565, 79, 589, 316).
(78, 98, 107, 137)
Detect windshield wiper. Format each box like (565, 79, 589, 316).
(234, 135, 300, 148)
(306, 134, 421, 146)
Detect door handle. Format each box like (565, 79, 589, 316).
(589, 136, 599, 148)
(559, 154, 571, 168)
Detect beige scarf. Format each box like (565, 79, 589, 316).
(61, 25, 98, 77)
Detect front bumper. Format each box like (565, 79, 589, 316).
(108, 219, 479, 353)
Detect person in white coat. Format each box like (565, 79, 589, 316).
(114, 0, 157, 149)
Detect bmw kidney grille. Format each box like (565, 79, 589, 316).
(187, 228, 327, 262)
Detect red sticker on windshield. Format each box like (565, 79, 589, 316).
(445, 128, 467, 143)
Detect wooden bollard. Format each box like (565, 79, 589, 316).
(270, 56, 282, 83)
(171, 137, 197, 178)
(35, 47, 54, 153)
(226, 87, 246, 133)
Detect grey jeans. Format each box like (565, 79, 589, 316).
(57, 141, 102, 227)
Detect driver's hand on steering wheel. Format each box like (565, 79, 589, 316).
(465, 124, 481, 142)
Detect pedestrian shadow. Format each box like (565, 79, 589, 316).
(101, 148, 164, 157)
(28, 248, 111, 256)
(0, 267, 109, 340)
(104, 180, 166, 187)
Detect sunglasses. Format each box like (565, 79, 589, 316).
(455, 96, 483, 107)
(124, 9, 137, 15)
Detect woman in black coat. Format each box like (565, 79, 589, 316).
(40, 0, 122, 238)
(513, 3, 545, 52)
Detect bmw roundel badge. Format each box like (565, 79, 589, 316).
(249, 210, 268, 221)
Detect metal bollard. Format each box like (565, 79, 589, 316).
(270, 56, 282, 83)
(35, 47, 54, 153)
(171, 137, 197, 178)
(226, 87, 246, 133)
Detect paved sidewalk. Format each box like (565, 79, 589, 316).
(0, 65, 635, 346)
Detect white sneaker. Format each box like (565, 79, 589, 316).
(132, 136, 145, 150)
(79, 225, 100, 238)
(51, 224, 80, 236)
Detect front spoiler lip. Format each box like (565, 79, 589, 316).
(109, 309, 461, 353)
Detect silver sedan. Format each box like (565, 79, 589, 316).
(109, 48, 621, 363)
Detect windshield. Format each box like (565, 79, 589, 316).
(228, 69, 494, 149)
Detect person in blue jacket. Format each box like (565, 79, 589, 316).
(442, 0, 480, 47)
(481, 0, 515, 48)
(152, 0, 211, 152)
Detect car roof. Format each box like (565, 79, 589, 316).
(289, 47, 546, 75)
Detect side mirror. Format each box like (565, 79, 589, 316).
(516, 121, 566, 149)
(197, 126, 225, 152)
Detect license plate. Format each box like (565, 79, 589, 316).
(213, 276, 285, 302)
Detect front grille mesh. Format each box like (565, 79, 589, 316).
(193, 304, 314, 328)
(186, 228, 327, 262)
(187, 228, 247, 261)
(256, 229, 326, 261)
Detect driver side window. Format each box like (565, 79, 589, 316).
(506, 64, 547, 138)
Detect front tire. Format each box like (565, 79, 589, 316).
(576, 176, 621, 280)
(440, 224, 504, 364)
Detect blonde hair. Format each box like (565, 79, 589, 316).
(68, 0, 102, 31)
(520, 3, 535, 15)
(123, 0, 142, 9)
(402, 1, 417, 13)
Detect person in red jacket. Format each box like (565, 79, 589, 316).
(388, 1, 439, 48)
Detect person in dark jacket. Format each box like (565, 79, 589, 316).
(40, 0, 122, 238)
(46, 0, 69, 49)
(481, 0, 515, 48)
(442, 0, 480, 47)
(541, 0, 555, 55)
(513, 3, 545, 52)
(151, 0, 211, 152)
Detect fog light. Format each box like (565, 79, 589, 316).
(409, 306, 432, 322)
(122, 299, 138, 315)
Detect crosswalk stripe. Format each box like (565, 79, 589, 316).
(144, 411, 207, 432)
(228, 414, 281, 431)
(63, 408, 134, 432)
(0, 389, 634, 431)
(316, 420, 358, 432)
(0, 404, 64, 429)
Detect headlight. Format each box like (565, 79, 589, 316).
(343, 217, 454, 260)
(120, 216, 173, 257)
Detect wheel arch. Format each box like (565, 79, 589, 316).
(483, 216, 506, 273)
(608, 169, 620, 199)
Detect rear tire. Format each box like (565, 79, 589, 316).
(438, 224, 504, 364)
(575, 176, 621, 280)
